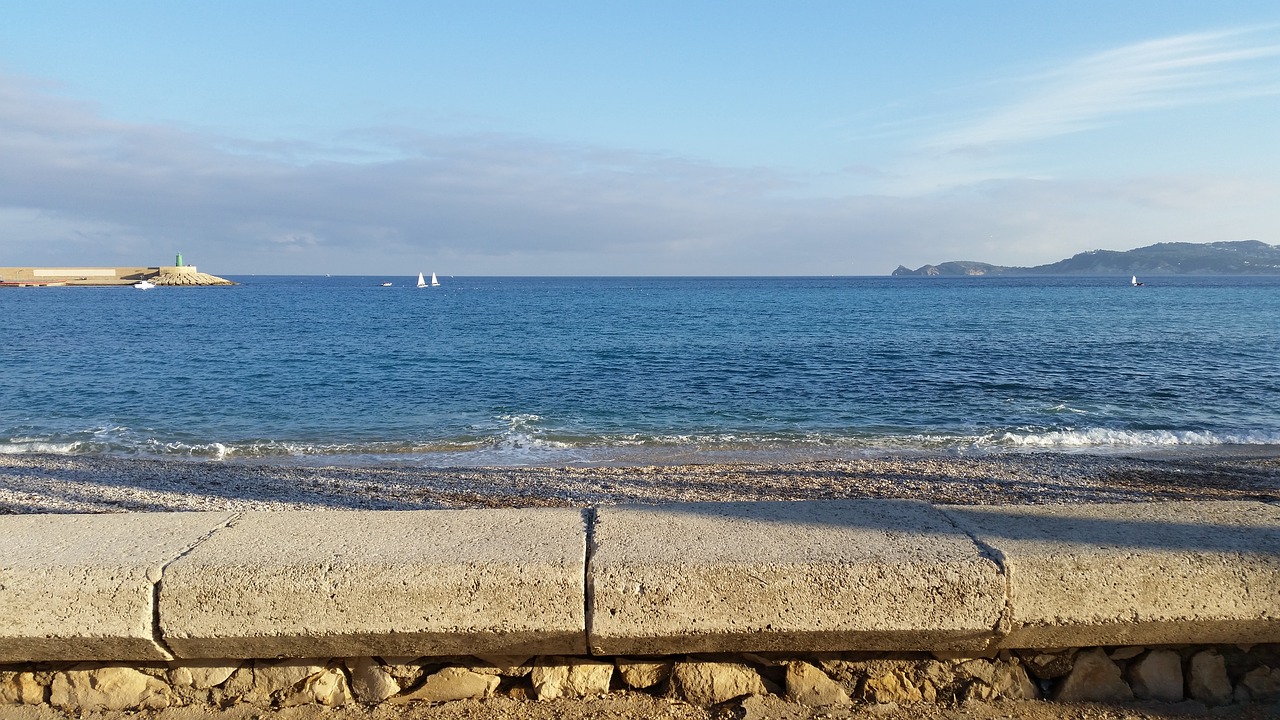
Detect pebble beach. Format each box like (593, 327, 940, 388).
(2, 451, 1276, 514)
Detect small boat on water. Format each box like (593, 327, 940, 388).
(417, 272, 427, 288)
(430, 272, 440, 287)
(133, 279, 155, 290)
(1131, 275, 1144, 287)
(381, 281, 393, 287)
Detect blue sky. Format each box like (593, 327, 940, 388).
(1, 1, 1278, 275)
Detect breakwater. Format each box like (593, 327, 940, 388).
(0, 265, 233, 286)
(1, 500, 1277, 713)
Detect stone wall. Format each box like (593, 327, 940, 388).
(3, 646, 1278, 712)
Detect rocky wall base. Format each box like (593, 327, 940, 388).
(2, 645, 1278, 713)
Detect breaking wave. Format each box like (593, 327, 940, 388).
(3, 421, 1277, 467)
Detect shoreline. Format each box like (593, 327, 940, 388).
(2, 450, 1276, 514)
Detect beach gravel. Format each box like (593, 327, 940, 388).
(0, 451, 1276, 514)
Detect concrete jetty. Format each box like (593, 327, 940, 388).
(0, 265, 234, 286)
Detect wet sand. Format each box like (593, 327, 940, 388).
(1, 451, 1276, 514)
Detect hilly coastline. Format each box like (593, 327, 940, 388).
(892, 240, 1280, 276)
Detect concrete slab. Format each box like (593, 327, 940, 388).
(0, 512, 236, 662)
(941, 501, 1280, 648)
(158, 509, 588, 658)
(588, 500, 1005, 655)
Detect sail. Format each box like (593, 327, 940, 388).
(417, 272, 427, 288)
(430, 272, 440, 286)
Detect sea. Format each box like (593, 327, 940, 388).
(2, 275, 1278, 467)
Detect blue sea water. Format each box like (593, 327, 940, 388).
(2, 275, 1278, 466)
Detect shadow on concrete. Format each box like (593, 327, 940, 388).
(939, 502, 1280, 555)
(593, 497, 1280, 556)
(2, 453, 1277, 545)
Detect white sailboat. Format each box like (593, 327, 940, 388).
(430, 272, 440, 287)
(1131, 275, 1144, 287)
(417, 272, 427, 288)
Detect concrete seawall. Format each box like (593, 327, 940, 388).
(2, 500, 1278, 710)
(7, 499, 1277, 662)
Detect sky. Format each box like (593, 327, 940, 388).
(1, 1, 1278, 276)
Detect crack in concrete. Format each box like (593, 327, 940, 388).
(583, 507, 598, 655)
(936, 506, 1015, 645)
(149, 512, 243, 660)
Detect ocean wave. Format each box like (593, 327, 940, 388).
(489, 414, 574, 449)
(981, 427, 1280, 449)
(3, 423, 1277, 466)
(0, 439, 86, 455)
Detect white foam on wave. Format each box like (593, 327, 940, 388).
(986, 427, 1280, 449)
(0, 439, 84, 455)
(479, 413, 578, 460)
(6, 417, 1277, 467)
(346, 412, 586, 466)
(141, 439, 437, 461)
(602, 431, 855, 448)
(1043, 403, 1089, 415)
(490, 414, 572, 449)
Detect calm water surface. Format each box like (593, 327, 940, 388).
(3, 275, 1278, 465)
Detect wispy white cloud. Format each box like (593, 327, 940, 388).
(932, 26, 1280, 153)
(1, 65, 1276, 276)
(0, 70, 829, 273)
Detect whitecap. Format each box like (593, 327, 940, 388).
(0, 440, 82, 454)
(988, 427, 1280, 449)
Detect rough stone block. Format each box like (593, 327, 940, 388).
(1053, 648, 1133, 702)
(530, 657, 614, 699)
(396, 667, 498, 702)
(589, 500, 1005, 654)
(1239, 665, 1280, 702)
(1189, 649, 1234, 706)
(669, 660, 770, 705)
(786, 661, 851, 706)
(346, 657, 400, 703)
(0, 512, 235, 662)
(1129, 648, 1183, 702)
(615, 658, 671, 689)
(49, 665, 174, 711)
(942, 501, 1280, 648)
(0, 671, 43, 705)
(158, 509, 587, 658)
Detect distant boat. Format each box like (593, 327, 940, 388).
(1131, 275, 1144, 287)
(381, 281, 393, 287)
(417, 272, 427, 288)
(430, 272, 440, 287)
(133, 279, 155, 290)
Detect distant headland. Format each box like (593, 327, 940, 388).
(0, 256, 235, 287)
(892, 240, 1280, 277)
